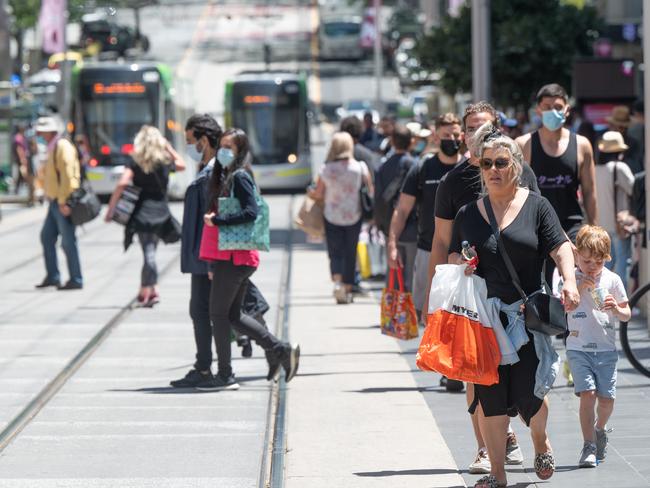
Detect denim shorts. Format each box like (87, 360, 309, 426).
(566, 349, 618, 399)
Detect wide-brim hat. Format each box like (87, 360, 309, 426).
(35, 116, 61, 133)
(598, 130, 629, 153)
(406, 121, 432, 138)
(605, 105, 631, 127)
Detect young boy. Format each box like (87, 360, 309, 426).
(566, 225, 631, 468)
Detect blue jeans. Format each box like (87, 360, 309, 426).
(607, 233, 631, 288)
(40, 201, 82, 285)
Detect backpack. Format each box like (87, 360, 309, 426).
(373, 154, 411, 235)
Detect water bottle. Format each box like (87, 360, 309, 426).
(461, 240, 479, 267)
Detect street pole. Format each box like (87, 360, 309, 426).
(0, 0, 11, 82)
(471, 0, 491, 102)
(373, 0, 383, 112)
(639, 2, 650, 320)
(61, 2, 71, 131)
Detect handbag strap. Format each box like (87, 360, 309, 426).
(483, 197, 528, 302)
(388, 267, 405, 292)
(613, 161, 619, 215)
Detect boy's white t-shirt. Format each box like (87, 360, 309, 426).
(566, 267, 628, 352)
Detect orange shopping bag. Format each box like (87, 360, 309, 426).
(416, 264, 500, 386)
(380, 268, 419, 340)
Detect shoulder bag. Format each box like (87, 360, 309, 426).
(217, 170, 270, 251)
(484, 197, 567, 336)
(111, 185, 142, 226)
(54, 140, 101, 226)
(359, 161, 374, 221)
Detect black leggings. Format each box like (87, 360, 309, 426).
(324, 218, 362, 285)
(209, 260, 284, 377)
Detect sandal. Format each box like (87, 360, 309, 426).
(534, 451, 555, 480)
(474, 475, 507, 488)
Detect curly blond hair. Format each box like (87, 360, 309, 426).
(132, 125, 170, 174)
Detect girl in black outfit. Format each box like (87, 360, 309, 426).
(106, 125, 186, 307)
(448, 123, 579, 488)
(198, 128, 299, 391)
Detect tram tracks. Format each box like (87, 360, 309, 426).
(0, 196, 296, 488)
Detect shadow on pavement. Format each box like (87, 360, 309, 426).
(354, 468, 461, 477)
(296, 369, 419, 377)
(348, 386, 457, 394)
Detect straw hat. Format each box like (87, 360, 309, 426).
(606, 105, 631, 128)
(598, 130, 629, 153)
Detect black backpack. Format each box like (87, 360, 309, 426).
(373, 154, 411, 235)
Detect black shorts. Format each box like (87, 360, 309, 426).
(468, 333, 543, 426)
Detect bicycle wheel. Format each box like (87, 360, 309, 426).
(620, 282, 650, 378)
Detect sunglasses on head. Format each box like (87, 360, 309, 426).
(479, 157, 510, 170)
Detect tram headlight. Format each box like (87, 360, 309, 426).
(287, 153, 297, 164)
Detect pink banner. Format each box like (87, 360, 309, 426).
(39, 0, 67, 54)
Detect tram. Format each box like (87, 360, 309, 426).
(224, 72, 312, 191)
(71, 62, 192, 199)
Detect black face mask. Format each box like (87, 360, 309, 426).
(439, 139, 461, 157)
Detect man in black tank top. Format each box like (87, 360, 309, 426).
(516, 84, 597, 289)
(516, 83, 598, 241)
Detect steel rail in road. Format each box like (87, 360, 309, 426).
(0, 254, 180, 452)
(259, 195, 294, 488)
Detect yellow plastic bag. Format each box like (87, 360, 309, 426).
(357, 242, 371, 279)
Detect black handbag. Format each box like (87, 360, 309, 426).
(484, 197, 568, 336)
(359, 162, 374, 221)
(67, 181, 102, 226)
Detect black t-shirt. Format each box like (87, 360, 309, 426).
(435, 159, 540, 221)
(449, 192, 567, 304)
(401, 154, 457, 251)
(375, 152, 417, 241)
(128, 160, 173, 200)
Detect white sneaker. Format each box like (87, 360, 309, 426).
(578, 442, 597, 468)
(505, 431, 524, 465)
(468, 448, 491, 474)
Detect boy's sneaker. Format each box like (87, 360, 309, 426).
(282, 343, 300, 383)
(468, 448, 491, 474)
(578, 442, 597, 468)
(196, 373, 240, 391)
(505, 431, 524, 465)
(595, 427, 609, 461)
(170, 369, 212, 388)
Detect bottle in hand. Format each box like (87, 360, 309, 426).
(461, 240, 479, 268)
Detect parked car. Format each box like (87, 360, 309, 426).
(80, 14, 149, 56)
(335, 100, 380, 124)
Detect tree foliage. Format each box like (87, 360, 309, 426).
(416, 0, 603, 107)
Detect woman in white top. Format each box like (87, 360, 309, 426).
(594, 131, 635, 286)
(309, 132, 373, 303)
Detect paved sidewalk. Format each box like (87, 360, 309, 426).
(284, 240, 650, 488)
(285, 241, 465, 488)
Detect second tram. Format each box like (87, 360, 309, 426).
(224, 72, 312, 191)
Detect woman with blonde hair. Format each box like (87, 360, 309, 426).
(449, 122, 579, 487)
(106, 125, 186, 306)
(308, 131, 373, 304)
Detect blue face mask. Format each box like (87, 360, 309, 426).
(186, 144, 202, 162)
(413, 140, 427, 154)
(541, 109, 565, 131)
(217, 147, 235, 167)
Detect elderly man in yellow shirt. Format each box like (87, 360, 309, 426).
(35, 116, 83, 290)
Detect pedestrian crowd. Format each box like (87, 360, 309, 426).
(25, 79, 645, 487)
(302, 83, 643, 488)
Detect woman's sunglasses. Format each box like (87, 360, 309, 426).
(479, 157, 510, 170)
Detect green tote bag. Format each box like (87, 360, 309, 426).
(217, 170, 270, 252)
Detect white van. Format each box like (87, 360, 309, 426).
(319, 17, 363, 60)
